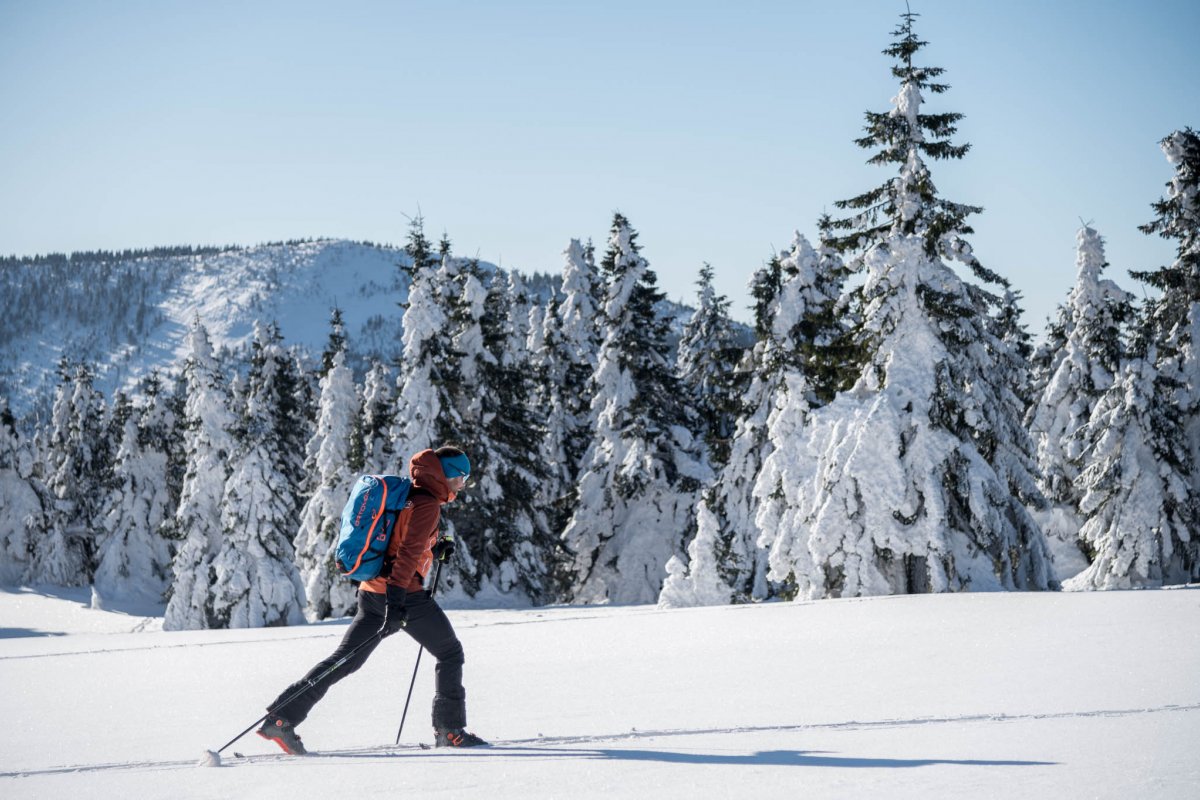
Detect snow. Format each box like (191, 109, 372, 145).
(1, 586, 1196, 799)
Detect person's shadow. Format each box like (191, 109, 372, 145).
(381, 746, 1056, 769)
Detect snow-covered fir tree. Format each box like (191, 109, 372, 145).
(1130, 128, 1200, 507)
(351, 359, 395, 474)
(563, 214, 710, 604)
(208, 321, 307, 628)
(662, 231, 850, 607)
(1067, 129, 1200, 589)
(753, 15, 1052, 600)
(93, 375, 178, 605)
(34, 360, 108, 586)
(675, 263, 742, 468)
(1065, 335, 1195, 590)
(164, 320, 239, 630)
(294, 314, 360, 620)
(443, 264, 555, 603)
(1025, 226, 1131, 576)
(391, 217, 462, 456)
(535, 240, 602, 547)
(0, 399, 46, 585)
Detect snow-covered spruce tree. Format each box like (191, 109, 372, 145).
(1130, 128, 1200, 504)
(535, 240, 602, 549)
(0, 399, 47, 585)
(675, 263, 742, 468)
(93, 375, 179, 606)
(391, 217, 462, 457)
(1066, 129, 1200, 589)
(208, 322, 307, 628)
(443, 265, 555, 603)
(351, 359, 395, 474)
(662, 230, 852, 607)
(563, 214, 711, 604)
(294, 316, 360, 620)
(164, 320, 239, 630)
(34, 359, 108, 586)
(757, 14, 1052, 600)
(1065, 325, 1194, 589)
(1025, 226, 1131, 576)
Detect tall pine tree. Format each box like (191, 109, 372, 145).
(164, 320, 238, 630)
(758, 14, 1051, 599)
(563, 214, 710, 604)
(294, 313, 360, 620)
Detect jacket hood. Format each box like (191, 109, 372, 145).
(409, 449, 454, 503)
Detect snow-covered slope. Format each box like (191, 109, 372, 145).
(1, 587, 1196, 799)
(1, 240, 414, 415)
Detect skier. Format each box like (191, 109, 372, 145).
(258, 445, 489, 754)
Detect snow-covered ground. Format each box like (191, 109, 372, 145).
(1, 586, 1196, 799)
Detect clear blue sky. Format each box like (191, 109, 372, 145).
(2, 0, 1197, 329)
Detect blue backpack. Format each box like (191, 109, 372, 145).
(335, 474, 413, 581)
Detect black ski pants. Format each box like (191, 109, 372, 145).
(268, 588, 467, 730)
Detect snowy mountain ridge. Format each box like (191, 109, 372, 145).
(0, 238, 698, 420)
(2, 240, 409, 417)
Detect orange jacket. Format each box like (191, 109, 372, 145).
(359, 449, 455, 595)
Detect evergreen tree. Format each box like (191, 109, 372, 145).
(675, 263, 742, 468)
(392, 218, 461, 454)
(753, 15, 1051, 600)
(1066, 334, 1195, 589)
(1067, 129, 1200, 588)
(294, 327, 359, 620)
(440, 266, 554, 603)
(352, 359, 395, 473)
(0, 399, 47, 585)
(536, 240, 602, 549)
(35, 360, 107, 586)
(1130, 128, 1200, 503)
(319, 307, 348, 378)
(1026, 226, 1131, 577)
(563, 214, 710, 604)
(662, 231, 851, 607)
(826, 10, 999, 292)
(164, 320, 239, 630)
(93, 377, 179, 605)
(208, 322, 307, 628)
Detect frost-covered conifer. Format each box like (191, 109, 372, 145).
(208, 322, 307, 628)
(294, 318, 360, 620)
(756, 16, 1052, 600)
(1066, 336, 1195, 589)
(563, 214, 710, 604)
(1068, 130, 1200, 589)
(164, 320, 239, 630)
(440, 266, 554, 604)
(662, 231, 849, 607)
(93, 377, 178, 605)
(675, 263, 742, 468)
(352, 359, 395, 473)
(0, 400, 46, 585)
(1026, 227, 1131, 576)
(35, 360, 107, 586)
(392, 217, 461, 454)
(1131, 128, 1200, 501)
(536, 240, 602, 539)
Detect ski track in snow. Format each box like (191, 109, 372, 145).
(3, 703, 1195, 780)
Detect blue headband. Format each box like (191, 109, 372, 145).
(439, 453, 471, 480)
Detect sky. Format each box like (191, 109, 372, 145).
(1, 0, 1197, 330)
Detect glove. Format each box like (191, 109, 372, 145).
(431, 536, 456, 563)
(380, 585, 407, 636)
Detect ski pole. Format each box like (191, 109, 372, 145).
(394, 556, 445, 745)
(210, 628, 386, 757)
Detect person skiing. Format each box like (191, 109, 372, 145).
(257, 445, 488, 754)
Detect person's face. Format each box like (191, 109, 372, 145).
(448, 475, 468, 493)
